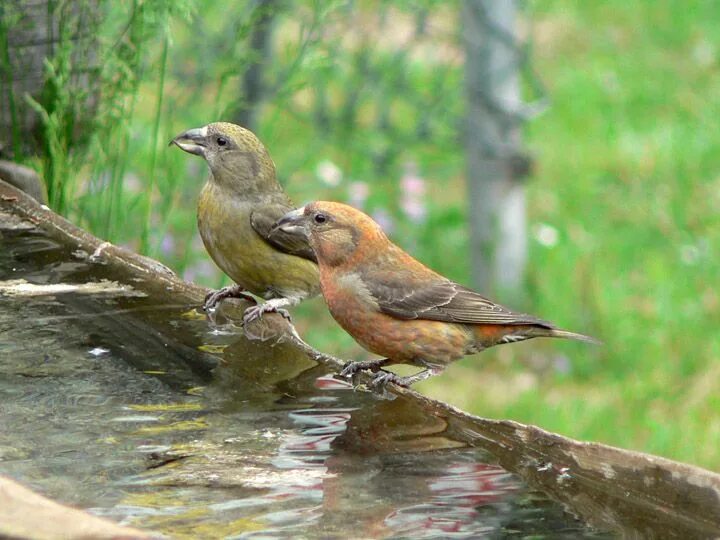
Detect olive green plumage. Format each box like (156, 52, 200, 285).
(171, 122, 319, 319)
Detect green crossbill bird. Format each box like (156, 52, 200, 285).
(275, 201, 599, 387)
(170, 122, 319, 322)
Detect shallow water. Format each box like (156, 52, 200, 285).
(0, 228, 606, 538)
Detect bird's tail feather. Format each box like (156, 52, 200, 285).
(548, 328, 601, 345)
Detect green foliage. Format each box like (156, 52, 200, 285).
(26, 54, 76, 213)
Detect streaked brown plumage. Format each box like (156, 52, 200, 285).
(170, 122, 319, 322)
(275, 201, 598, 387)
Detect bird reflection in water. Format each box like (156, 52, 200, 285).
(384, 463, 518, 537)
(263, 374, 520, 537)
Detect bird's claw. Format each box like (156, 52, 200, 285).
(339, 362, 363, 379)
(242, 304, 292, 325)
(203, 286, 255, 312)
(340, 360, 388, 380)
(339, 361, 411, 389)
(369, 371, 412, 389)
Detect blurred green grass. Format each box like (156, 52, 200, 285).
(19, 1, 720, 469)
(419, 0, 720, 468)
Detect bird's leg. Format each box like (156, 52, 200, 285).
(340, 358, 390, 380)
(242, 297, 298, 325)
(369, 363, 445, 389)
(203, 285, 255, 312)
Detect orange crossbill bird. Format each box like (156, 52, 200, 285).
(275, 201, 599, 387)
(170, 122, 319, 322)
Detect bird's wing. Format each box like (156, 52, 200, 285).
(251, 204, 317, 263)
(364, 270, 553, 327)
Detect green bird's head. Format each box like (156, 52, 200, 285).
(170, 122, 277, 192)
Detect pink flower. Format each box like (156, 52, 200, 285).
(399, 161, 427, 223)
(401, 178, 425, 197)
(372, 208, 395, 234)
(400, 199, 427, 223)
(347, 181, 369, 209)
(400, 161, 426, 196)
(160, 234, 175, 256)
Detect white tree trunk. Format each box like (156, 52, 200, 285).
(462, 0, 528, 295)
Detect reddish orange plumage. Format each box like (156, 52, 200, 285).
(277, 201, 598, 387)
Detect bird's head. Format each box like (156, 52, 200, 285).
(170, 122, 276, 192)
(274, 201, 389, 267)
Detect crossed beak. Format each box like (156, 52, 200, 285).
(169, 126, 208, 157)
(272, 207, 308, 235)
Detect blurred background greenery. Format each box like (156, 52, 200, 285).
(1, 0, 718, 469)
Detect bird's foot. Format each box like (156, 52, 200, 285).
(340, 359, 389, 379)
(368, 368, 435, 390)
(369, 371, 413, 389)
(203, 285, 255, 312)
(242, 304, 292, 325)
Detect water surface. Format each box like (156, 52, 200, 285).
(0, 227, 605, 538)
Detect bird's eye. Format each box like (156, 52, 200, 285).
(216, 137, 228, 147)
(313, 213, 327, 225)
